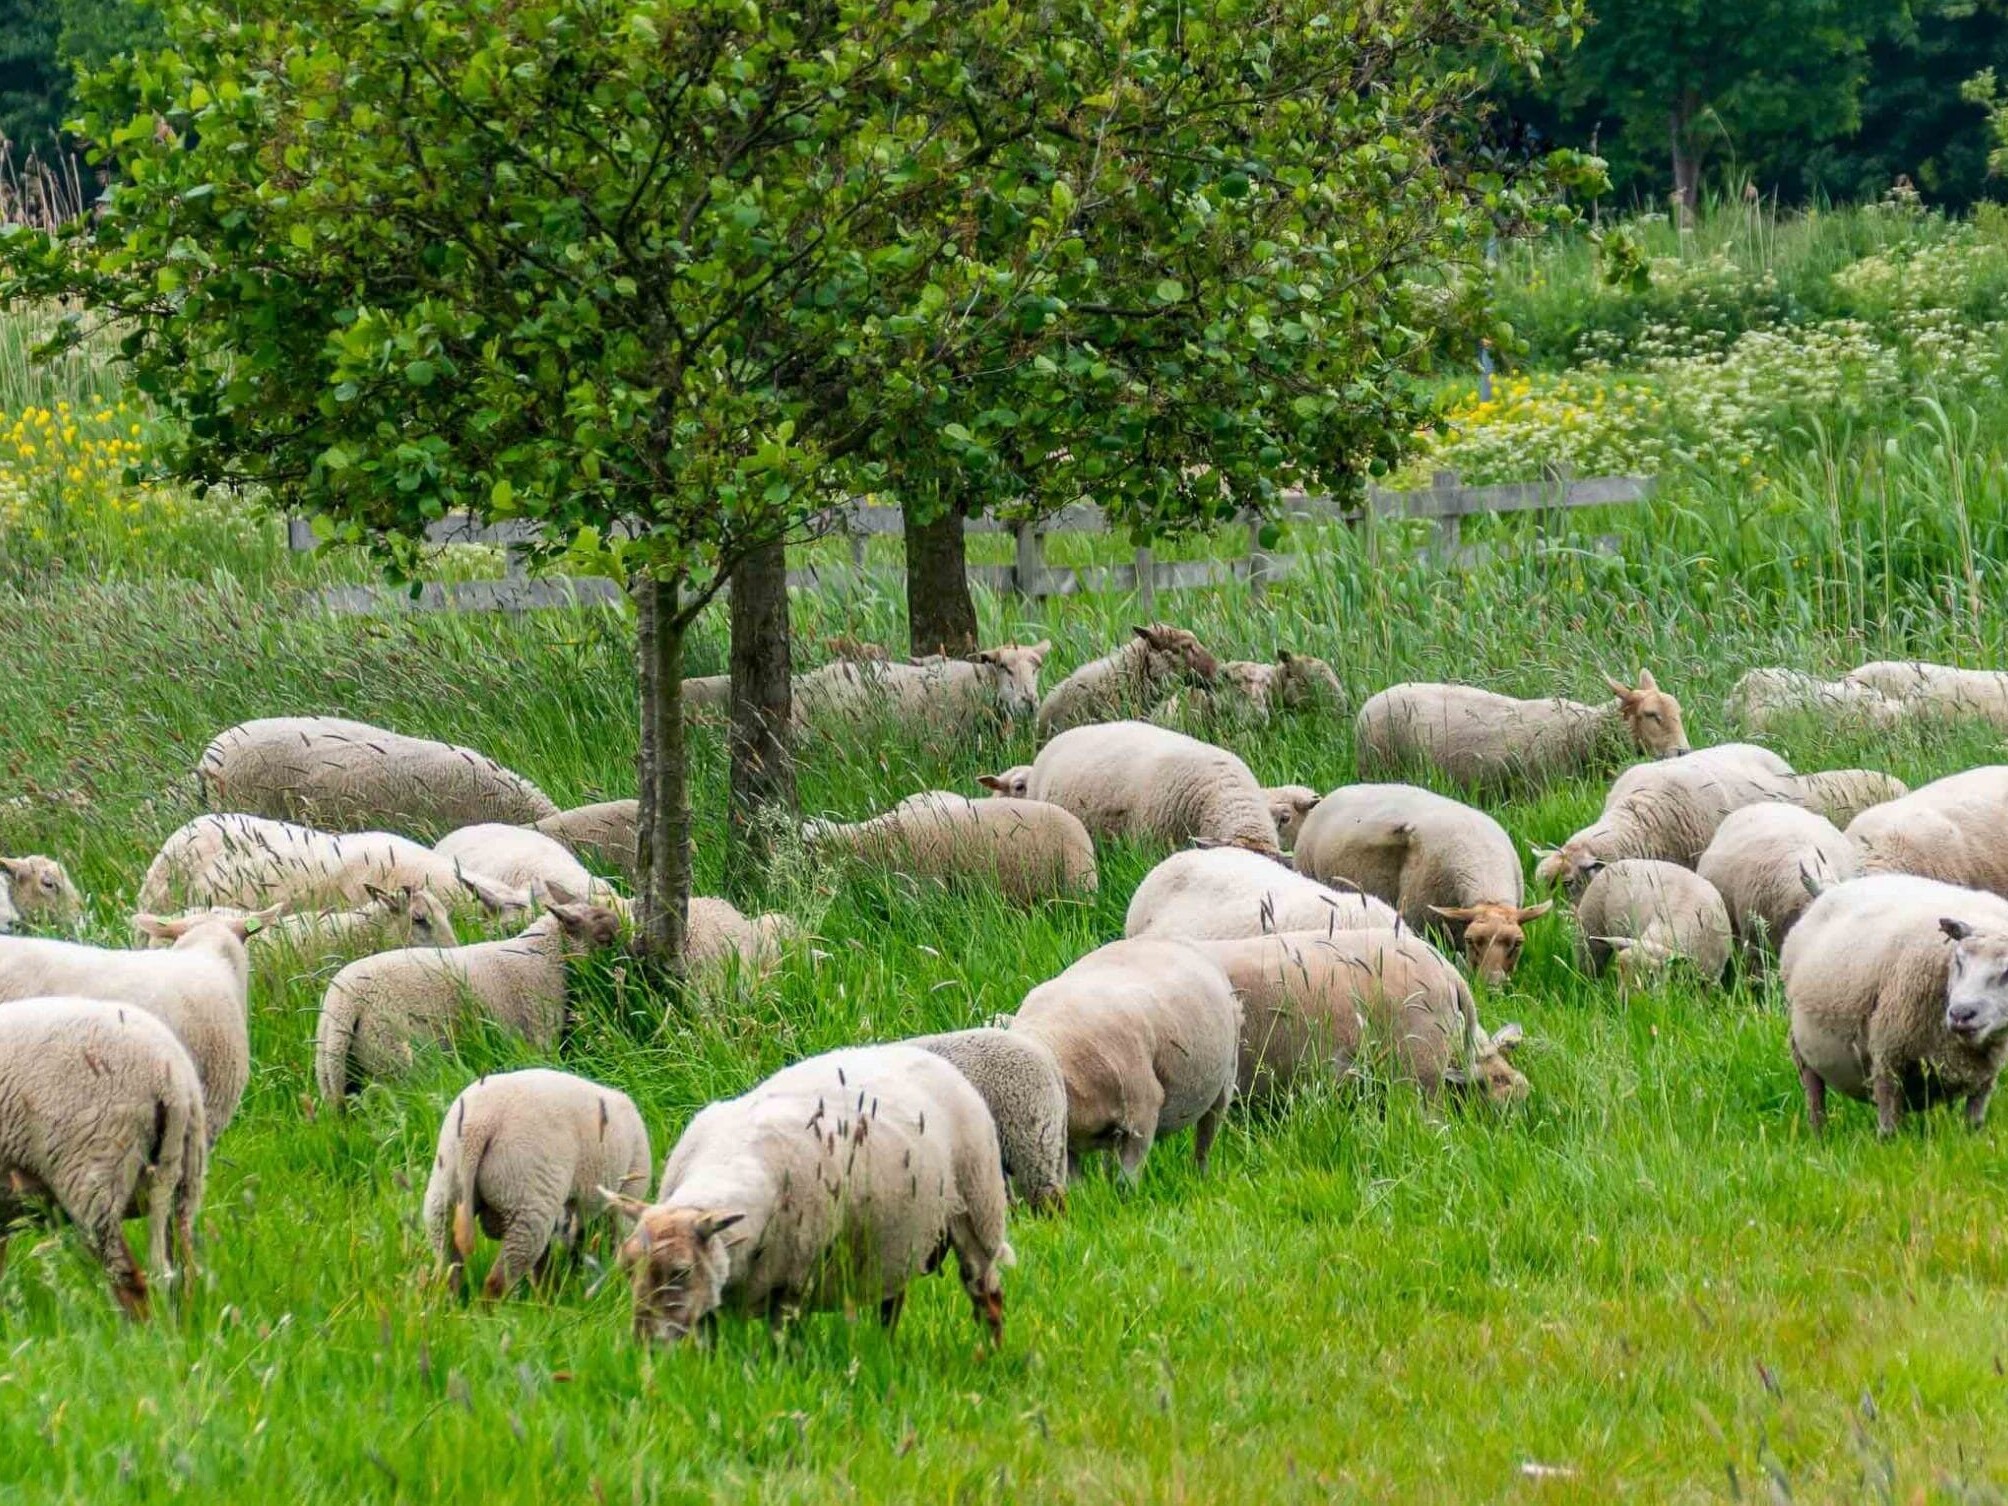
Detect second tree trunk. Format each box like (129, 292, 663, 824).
(727, 537, 797, 879)
(905, 498, 978, 658)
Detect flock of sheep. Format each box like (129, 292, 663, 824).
(3, 623, 2007, 1348)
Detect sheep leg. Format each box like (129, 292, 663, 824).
(878, 1291, 906, 1335)
(1192, 1086, 1232, 1174)
(483, 1212, 556, 1301)
(1871, 1068, 1903, 1139)
(90, 1224, 150, 1322)
(1114, 1077, 1165, 1183)
(1793, 1044, 1827, 1134)
(1966, 1080, 1996, 1130)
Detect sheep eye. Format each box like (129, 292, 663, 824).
(39, 876, 56, 889)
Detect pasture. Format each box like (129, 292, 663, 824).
(10, 204, 2008, 1501)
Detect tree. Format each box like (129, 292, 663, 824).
(0, 0, 161, 167)
(4, 0, 1589, 965)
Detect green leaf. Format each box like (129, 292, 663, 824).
(1154, 279, 1185, 304)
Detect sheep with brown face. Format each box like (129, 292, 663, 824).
(1037, 625, 1220, 735)
(1355, 671, 1689, 790)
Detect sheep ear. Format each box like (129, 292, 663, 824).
(543, 878, 582, 907)
(459, 869, 528, 913)
(547, 899, 593, 931)
(1637, 668, 1659, 691)
(1277, 649, 1295, 664)
(1132, 624, 1155, 643)
(236, 903, 284, 939)
(1428, 904, 1480, 922)
(1489, 1022, 1526, 1054)
(363, 883, 404, 911)
(1941, 917, 1975, 942)
(132, 912, 181, 941)
(0, 857, 20, 879)
(976, 775, 1008, 793)
(1600, 935, 1636, 952)
(1515, 900, 1555, 922)
(695, 1211, 746, 1242)
(597, 1186, 650, 1220)
(1028, 639, 1052, 661)
(1441, 1064, 1471, 1088)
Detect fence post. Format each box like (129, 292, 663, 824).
(1428, 468, 1461, 566)
(1245, 512, 1272, 600)
(1134, 543, 1156, 616)
(1013, 521, 1045, 600)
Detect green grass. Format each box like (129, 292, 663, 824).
(10, 517, 2008, 1502)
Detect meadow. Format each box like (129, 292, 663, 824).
(9, 206, 2008, 1502)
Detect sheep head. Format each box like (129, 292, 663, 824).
(1448, 1023, 1529, 1105)
(1428, 901, 1553, 986)
(609, 1198, 744, 1346)
(1607, 669, 1691, 760)
(977, 767, 1033, 800)
(1941, 918, 2008, 1044)
(1274, 651, 1343, 709)
(0, 855, 83, 927)
(546, 897, 626, 952)
(1132, 623, 1219, 686)
(968, 640, 1051, 722)
(1264, 786, 1323, 849)
(1533, 837, 1608, 898)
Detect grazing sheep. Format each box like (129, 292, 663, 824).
(432, 823, 623, 907)
(0, 998, 207, 1320)
(1697, 804, 1860, 954)
(314, 899, 625, 1101)
(533, 800, 639, 882)
(1037, 625, 1221, 736)
(1354, 671, 1690, 789)
(1125, 846, 1399, 941)
(0, 911, 267, 1143)
(688, 898, 797, 976)
(909, 1028, 1069, 1210)
(1160, 651, 1344, 724)
(196, 716, 557, 832)
(1008, 721, 1282, 853)
(0, 856, 83, 929)
(1783, 874, 2008, 1135)
(1534, 747, 1806, 894)
(1572, 859, 1734, 984)
(1293, 784, 1551, 985)
(1849, 660, 2008, 727)
(976, 766, 1034, 801)
(796, 642, 1051, 732)
(1732, 668, 1905, 734)
(423, 1068, 653, 1299)
(1008, 937, 1241, 1179)
(1790, 769, 1908, 828)
(1265, 786, 1323, 850)
(611, 1044, 1013, 1346)
(138, 813, 532, 920)
(682, 674, 733, 712)
(136, 887, 459, 958)
(803, 792, 1097, 904)
(1847, 767, 2008, 899)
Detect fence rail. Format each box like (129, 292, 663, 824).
(289, 468, 1653, 616)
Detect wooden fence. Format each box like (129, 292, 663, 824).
(289, 468, 1654, 616)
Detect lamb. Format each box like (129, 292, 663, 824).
(610, 1043, 1013, 1346)
(1534, 746, 1806, 894)
(196, 715, 557, 833)
(314, 899, 626, 1101)
(422, 1068, 653, 1299)
(0, 910, 267, 1143)
(1789, 769, 1908, 827)
(1696, 804, 1860, 954)
(803, 792, 1097, 904)
(1265, 786, 1323, 850)
(908, 1028, 1069, 1211)
(136, 887, 459, 957)
(1124, 846, 1399, 942)
(138, 813, 532, 920)
(1007, 937, 1241, 1179)
(1197, 931, 1528, 1105)
(0, 856, 83, 929)
(1782, 874, 2008, 1135)
(533, 800, 639, 882)
(1732, 668, 1905, 734)
(1571, 859, 1734, 984)
(0, 998, 206, 1319)
(1847, 767, 2008, 899)
(432, 822, 624, 907)
(1292, 784, 1551, 985)
(797, 641, 1052, 733)
(1003, 721, 1282, 853)
(1848, 660, 2008, 727)
(688, 897, 797, 975)
(1037, 625, 1220, 736)
(1354, 671, 1690, 789)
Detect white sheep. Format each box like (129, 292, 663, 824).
(0, 997, 206, 1319)
(1535, 745, 1806, 894)
(908, 1028, 1069, 1210)
(196, 715, 558, 832)
(804, 792, 1096, 904)
(1847, 767, 2008, 898)
(0, 855, 83, 930)
(1849, 660, 2008, 727)
(533, 800, 639, 881)
(1789, 769, 1908, 828)
(1784, 874, 2008, 1135)
(0, 910, 267, 1143)
(797, 641, 1052, 733)
(1008, 937, 1241, 1179)
(432, 822, 624, 907)
(1731, 668, 1905, 733)
(1292, 783, 1551, 985)
(1198, 930, 1529, 1104)
(1037, 625, 1221, 736)
(423, 1068, 653, 1299)
(1354, 671, 1689, 789)
(1003, 721, 1282, 853)
(314, 899, 626, 1102)
(1125, 846, 1399, 942)
(137, 886, 460, 958)
(610, 1043, 1013, 1345)
(687, 897, 797, 976)
(139, 813, 532, 920)
(1572, 859, 1734, 985)
(1696, 804, 1860, 954)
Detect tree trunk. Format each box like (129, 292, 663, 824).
(1670, 98, 1700, 227)
(727, 537, 796, 879)
(634, 574, 690, 967)
(905, 493, 978, 658)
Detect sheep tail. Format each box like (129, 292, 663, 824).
(312, 988, 359, 1108)
(452, 1124, 486, 1265)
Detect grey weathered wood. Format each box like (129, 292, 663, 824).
(1134, 544, 1155, 615)
(310, 577, 626, 616)
(1013, 522, 1046, 600)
